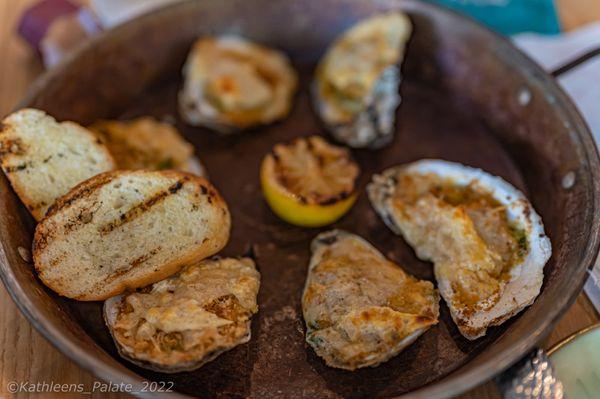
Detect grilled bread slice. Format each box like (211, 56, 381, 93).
(33, 170, 230, 301)
(104, 257, 260, 372)
(0, 109, 116, 221)
(89, 117, 207, 177)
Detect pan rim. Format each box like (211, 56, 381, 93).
(1, 0, 599, 398)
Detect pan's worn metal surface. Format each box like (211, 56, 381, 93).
(0, 0, 599, 398)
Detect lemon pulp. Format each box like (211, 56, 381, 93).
(260, 136, 359, 227)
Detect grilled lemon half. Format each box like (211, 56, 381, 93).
(260, 135, 359, 227)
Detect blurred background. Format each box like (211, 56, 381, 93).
(0, 1, 599, 398)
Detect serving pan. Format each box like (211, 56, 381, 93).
(1, 0, 599, 397)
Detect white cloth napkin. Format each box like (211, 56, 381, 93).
(514, 23, 600, 312)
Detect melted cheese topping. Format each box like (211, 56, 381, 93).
(303, 232, 438, 370)
(109, 257, 260, 369)
(204, 57, 273, 112)
(89, 118, 195, 171)
(316, 13, 411, 120)
(181, 36, 297, 128)
(389, 173, 527, 313)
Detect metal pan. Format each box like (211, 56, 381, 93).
(1, 0, 599, 397)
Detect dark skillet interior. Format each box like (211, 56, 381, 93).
(2, 0, 598, 398)
(69, 73, 522, 398)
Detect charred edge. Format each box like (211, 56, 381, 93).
(414, 315, 437, 325)
(27, 200, 47, 211)
(46, 173, 117, 217)
(33, 229, 48, 255)
(137, 285, 154, 294)
(203, 294, 247, 321)
(200, 184, 218, 205)
(3, 163, 29, 173)
(318, 189, 354, 205)
(99, 179, 187, 234)
(316, 233, 338, 246)
(0, 138, 26, 158)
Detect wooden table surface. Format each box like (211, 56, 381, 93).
(0, 1, 599, 398)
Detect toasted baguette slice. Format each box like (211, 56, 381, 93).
(33, 170, 230, 301)
(0, 109, 116, 221)
(89, 117, 207, 177)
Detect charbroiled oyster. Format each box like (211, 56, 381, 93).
(104, 257, 260, 372)
(313, 13, 412, 148)
(367, 160, 552, 339)
(303, 230, 439, 370)
(179, 36, 297, 132)
(89, 117, 206, 177)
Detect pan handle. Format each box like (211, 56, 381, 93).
(551, 47, 600, 77)
(494, 48, 600, 399)
(495, 348, 564, 398)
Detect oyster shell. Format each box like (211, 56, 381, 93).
(313, 13, 412, 148)
(89, 117, 207, 177)
(367, 159, 552, 339)
(179, 36, 297, 133)
(303, 230, 439, 370)
(104, 257, 260, 372)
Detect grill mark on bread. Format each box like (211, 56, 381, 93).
(3, 163, 30, 173)
(129, 247, 162, 269)
(62, 203, 99, 233)
(79, 246, 163, 299)
(99, 179, 187, 234)
(33, 170, 230, 301)
(46, 173, 117, 217)
(36, 175, 118, 247)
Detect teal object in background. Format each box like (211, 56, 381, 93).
(428, 0, 561, 35)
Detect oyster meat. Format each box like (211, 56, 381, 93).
(179, 36, 297, 133)
(89, 117, 206, 177)
(313, 12, 412, 148)
(302, 230, 439, 370)
(367, 159, 552, 339)
(104, 257, 260, 372)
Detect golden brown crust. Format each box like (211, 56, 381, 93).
(179, 36, 298, 132)
(367, 160, 550, 340)
(104, 257, 260, 372)
(303, 230, 439, 370)
(88, 118, 203, 175)
(33, 170, 230, 301)
(0, 109, 116, 221)
(43, 171, 118, 218)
